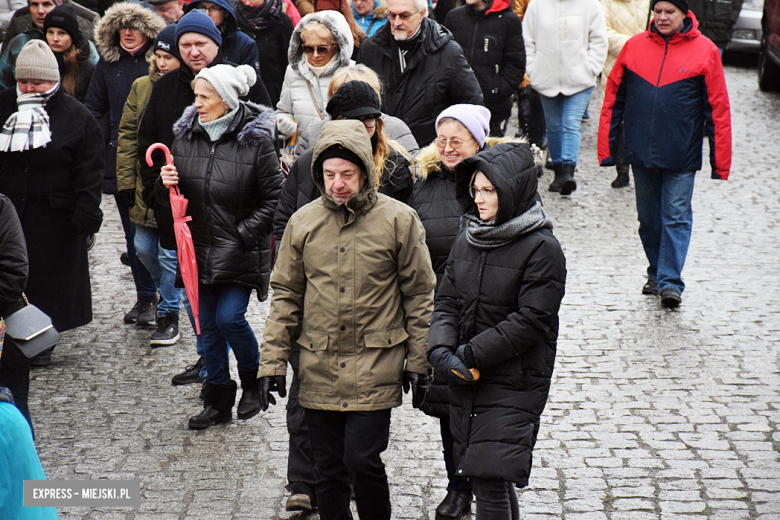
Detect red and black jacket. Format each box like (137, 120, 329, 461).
(598, 11, 731, 180)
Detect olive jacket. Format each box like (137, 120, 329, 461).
(259, 120, 436, 411)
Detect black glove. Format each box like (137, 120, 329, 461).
(115, 189, 135, 208)
(259, 375, 287, 411)
(402, 371, 430, 409)
(428, 345, 475, 385)
(454, 344, 476, 368)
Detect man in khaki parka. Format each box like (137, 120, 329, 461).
(258, 120, 436, 520)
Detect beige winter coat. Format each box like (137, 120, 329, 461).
(601, 0, 651, 93)
(259, 120, 436, 412)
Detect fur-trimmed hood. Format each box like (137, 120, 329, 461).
(287, 11, 354, 71)
(414, 135, 526, 180)
(95, 2, 165, 63)
(173, 101, 276, 146)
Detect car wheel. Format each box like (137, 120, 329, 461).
(758, 30, 780, 91)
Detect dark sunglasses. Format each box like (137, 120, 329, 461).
(302, 44, 334, 56)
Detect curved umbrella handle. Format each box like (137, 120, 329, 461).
(145, 143, 173, 167)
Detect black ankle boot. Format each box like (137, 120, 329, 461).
(188, 380, 237, 430)
(559, 163, 577, 195)
(611, 165, 630, 188)
(435, 489, 472, 519)
(237, 369, 262, 420)
(548, 163, 564, 192)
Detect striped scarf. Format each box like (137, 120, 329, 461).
(0, 83, 58, 152)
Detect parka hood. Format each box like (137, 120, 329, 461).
(454, 142, 538, 226)
(184, 0, 239, 35)
(649, 10, 700, 43)
(172, 101, 276, 146)
(95, 2, 165, 63)
(287, 11, 354, 69)
(311, 119, 377, 214)
(415, 135, 526, 181)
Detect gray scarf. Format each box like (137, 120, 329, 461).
(465, 201, 552, 250)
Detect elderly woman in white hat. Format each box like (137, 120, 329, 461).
(158, 64, 283, 430)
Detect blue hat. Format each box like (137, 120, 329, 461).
(175, 9, 222, 47)
(154, 24, 182, 62)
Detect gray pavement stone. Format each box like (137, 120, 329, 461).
(24, 55, 780, 519)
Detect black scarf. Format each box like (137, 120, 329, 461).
(234, 0, 282, 31)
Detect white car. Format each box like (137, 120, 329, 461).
(728, 0, 764, 52)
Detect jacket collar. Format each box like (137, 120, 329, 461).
(173, 101, 276, 147)
(648, 11, 699, 45)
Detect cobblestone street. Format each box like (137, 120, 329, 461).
(29, 57, 780, 520)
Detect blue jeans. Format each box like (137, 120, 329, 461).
(114, 197, 156, 298)
(632, 165, 696, 294)
(133, 225, 182, 317)
(199, 284, 258, 385)
(538, 87, 593, 165)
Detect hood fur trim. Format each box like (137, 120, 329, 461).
(288, 11, 354, 69)
(173, 102, 277, 146)
(414, 135, 526, 180)
(95, 2, 165, 63)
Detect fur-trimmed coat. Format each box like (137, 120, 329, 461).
(154, 102, 283, 297)
(85, 1, 164, 194)
(276, 11, 355, 137)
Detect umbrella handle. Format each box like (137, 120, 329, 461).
(145, 143, 173, 167)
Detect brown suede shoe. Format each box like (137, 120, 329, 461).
(285, 493, 313, 512)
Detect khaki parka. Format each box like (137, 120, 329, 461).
(259, 120, 436, 412)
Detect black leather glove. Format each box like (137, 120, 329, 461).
(428, 345, 475, 385)
(402, 371, 429, 409)
(115, 189, 135, 209)
(259, 375, 287, 411)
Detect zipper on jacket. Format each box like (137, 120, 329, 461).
(469, 17, 480, 65)
(649, 39, 670, 165)
(204, 143, 217, 274)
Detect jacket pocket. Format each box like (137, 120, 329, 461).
(364, 327, 409, 348)
(49, 193, 76, 211)
(297, 328, 334, 393)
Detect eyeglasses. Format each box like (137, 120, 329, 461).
(469, 185, 497, 199)
(387, 9, 419, 21)
(434, 137, 474, 150)
(302, 44, 334, 56)
(195, 4, 224, 13)
(337, 115, 378, 129)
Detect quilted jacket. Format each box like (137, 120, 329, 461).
(601, 0, 651, 95)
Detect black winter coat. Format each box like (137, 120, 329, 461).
(139, 52, 272, 250)
(688, 0, 744, 48)
(156, 102, 283, 297)
(84, 41, 153, 194)
(236, 13, 295, 108)
(273, 146, 414, 241)
(0, 86, 104, 332)
(427, 142, 566, 487)
(357, 17, 484, 147)
(444, 0, 525, 121)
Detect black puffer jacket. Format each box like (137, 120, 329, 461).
(688, 0, 744, 49)
(139, 52, 272, 250)
(155, 102, 283, 298)
(273, 146, 414, 241)
(357, 17, 484, 147)
(427, 142, 566, 487)
(443, 0, 525, 121)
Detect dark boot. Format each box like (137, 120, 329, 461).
(237, 369, 262, 420)
(548, 163, 564, 192)
(435, 489, 472, 519)
(612, 165, 630, 188)
(188, 380, 237, 430)
(559, 163, 577, 196)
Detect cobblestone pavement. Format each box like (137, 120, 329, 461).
(29, 57, 780, 520)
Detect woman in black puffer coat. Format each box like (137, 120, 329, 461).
(427, 141, 566, 519)
(158, 64, 282, 431)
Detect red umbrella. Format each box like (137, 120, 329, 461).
(145, 143, 201, 334)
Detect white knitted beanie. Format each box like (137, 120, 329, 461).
(15, 40, 60, 82)
(194, 64, 256, 110)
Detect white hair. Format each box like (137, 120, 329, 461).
(413, 0, 428, 15)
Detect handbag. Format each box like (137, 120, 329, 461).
(4, 295, 60, 359)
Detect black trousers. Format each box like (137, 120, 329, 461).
(0, 338, 32, 435)
(440, 415, 472, 492)
(286, 342, 317, 499)
(305, 408, 392, 520)
(473, 478, 519, 520)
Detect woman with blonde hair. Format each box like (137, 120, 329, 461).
(294, 63, 418, 157)
(275, 10, 354, 139)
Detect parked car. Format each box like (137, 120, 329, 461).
(759, 0, 780, 89)
(729, 0, 763, 51)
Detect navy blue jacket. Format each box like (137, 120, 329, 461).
(184, 0, 261, 74)
(598, 12, 731, 179)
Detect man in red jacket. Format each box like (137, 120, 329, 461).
(598, 0, 731, 308)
